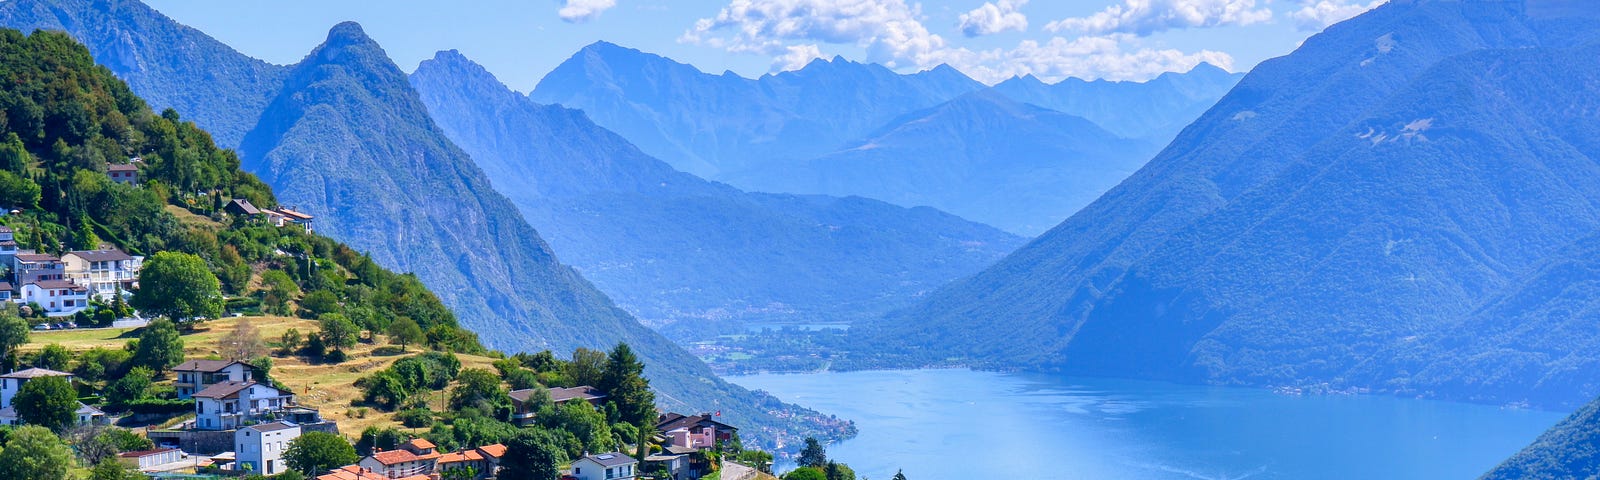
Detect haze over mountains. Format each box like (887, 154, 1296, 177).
(531, 43, 1241, 235)
(0, 0, 844, 445)
(410, 49, 1022, 329)
(858, 0, 1600, 411)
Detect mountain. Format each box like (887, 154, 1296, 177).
(409, 50, 1024, 330)
(226, 22, 840, 445)
(1482, 393, 1600, 479)
(990, 62, 1243, 141)
(529, 42, 986, 178)
(532, 43, 1235, 235)
(0, 0, 286, 148)
(723, 90, 1158, 235)
(855, 0, 1600, 408)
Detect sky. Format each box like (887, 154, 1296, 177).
(142, 0, 1386, 91)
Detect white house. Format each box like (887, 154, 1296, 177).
(0, 226, 17, 266)
(236, 422, 300, 476)
(13, 252, 63, 284)
(21, 280, 89, 316)
(0, 367, 72, 407)
(570, 453, 638, 480)
(62, 249, 141, 299)
(193, 381, 294, 431)
(358, 438, 440, 479)
(173, 360, 255, 399)
(107, 163, 139, 185)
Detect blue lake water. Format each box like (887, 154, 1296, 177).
(726, 369, 1566, 480)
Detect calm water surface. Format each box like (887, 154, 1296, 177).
(726, 369, 1564, 480)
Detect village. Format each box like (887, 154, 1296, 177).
(0, 165, 773, 480)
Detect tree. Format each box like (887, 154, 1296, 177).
(284, 431, 357, 475)
(355, 426, 411, 456)
(0, 170, 41, 208)
(739, 450, 775, 474)
(599, 343, 655, 427)
(566, 348, 606, 387)
(131, 319, 184, 373)
(280, 328, 302, 354)
(784, 467, 827, 480)
(299, 290, 341, 318)
(318, 313, 358, 352)
(105, 366, 153, 407)
(505, 368, 540, 391)
(361, 370, 410, 410)
(131, 252, 223, 324)
(449, 368, 508, 413)
(33, 343, 69, 371)
(824, 461, 856, 480)
(892, 469, 908, 480)
(15, 376, 76, 432)
(222, 318, 266, 360)
(537, 400, 614, 459)
(798, 437, 828, 469)
(259, 270, 298, 316)
(88, 459, 141, 480)
(0, 426, 72, 479)
(0, 311, 29, 368)
(499, 429, 565, 480)
(386, 317, 423, 350)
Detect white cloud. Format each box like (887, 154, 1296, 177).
(1045, 0, 1272, 36)
(959, 0, 1029, 37)
(1289, 0, 1385, 31)
(681, 0, 950, 70)
(684, 0, 1233, 83)
(559, 0, 618, 23)
(775, 44, 826, 71)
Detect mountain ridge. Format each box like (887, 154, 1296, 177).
(411, 48, 1025, 330)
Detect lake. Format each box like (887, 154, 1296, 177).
(726, 369, 1565, 480)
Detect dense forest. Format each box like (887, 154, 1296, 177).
(0, 26, 481, 357)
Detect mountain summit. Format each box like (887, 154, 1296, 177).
(411, 49, 1024, 330)
(858, 0, 1600, 409)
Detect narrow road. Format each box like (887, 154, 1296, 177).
(722, 461, 761, 480)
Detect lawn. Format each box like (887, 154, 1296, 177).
(23, 315, 500, 436)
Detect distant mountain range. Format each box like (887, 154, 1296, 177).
(531, 43, 1240, 235)
(0, 0, 842, 445)
(856, 0, 1600, 410)
(410, 49, 1022, 330)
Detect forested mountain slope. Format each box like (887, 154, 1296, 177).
(0, 0, 285, 147)
(858, 0, 1600, 409)
(0, 0, 842, 446)
(411, 50, 1022, 328)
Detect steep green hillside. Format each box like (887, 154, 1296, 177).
(858, 1, 1600, 409)
(232, 22, 838, 446)
(0, 26, 476, 352)
(0, 0, 285, 147)
(1482, 394, 1600, 479)
(410, 50, 1022, 330)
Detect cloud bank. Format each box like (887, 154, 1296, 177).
(560, 0, 618, 23)
(959, 0, 1029, 37)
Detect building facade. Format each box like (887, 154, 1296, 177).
(236, 422, 301, 476)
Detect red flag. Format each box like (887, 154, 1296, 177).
(715, 410, 721, 416)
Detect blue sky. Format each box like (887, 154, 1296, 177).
(143, 0, 1384, 90)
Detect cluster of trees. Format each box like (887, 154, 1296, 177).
(0, 423, 163, 480)
(0, 311, 194, 417)
(783, 437, 898, 480)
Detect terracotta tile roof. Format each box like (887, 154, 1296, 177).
(436, 450, 483, 464)
(317, 465, 429, 480)
(404, 438, 435, 450)
(369, 449, 424, 465)
(477, 443, 506, 458)
(107, 164, 138, 172)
